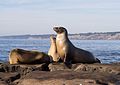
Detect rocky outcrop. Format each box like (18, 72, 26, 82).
(0, 63, 120, 85)
(0, 63, 49, 85)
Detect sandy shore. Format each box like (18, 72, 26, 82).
(0, 62, 120, 85)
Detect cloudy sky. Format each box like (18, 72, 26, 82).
(0, 0, 120, 35)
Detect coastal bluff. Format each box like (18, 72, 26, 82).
(0, 63, 120, 85)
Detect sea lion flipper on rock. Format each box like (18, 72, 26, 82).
(64, 52, 73, 68)
(96, 58, 101, 63)
(53, 26, 101, 64)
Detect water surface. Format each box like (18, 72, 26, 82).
(0, 39, 120, 63)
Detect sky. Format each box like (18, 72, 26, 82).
(0, 0, 120, 35)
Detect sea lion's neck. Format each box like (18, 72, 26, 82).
(56, 33, 68, 41)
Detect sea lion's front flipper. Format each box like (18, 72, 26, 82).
(64, 52, 72, 68)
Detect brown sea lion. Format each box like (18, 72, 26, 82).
(9, 48, 52, 64)
(48, 36, 60, 62)
(53, 27, 101, 65)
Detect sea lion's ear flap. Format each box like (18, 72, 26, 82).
(59, 27, 65, 29)
(61, 27, 68, 33)
(59, 27, 67, 31)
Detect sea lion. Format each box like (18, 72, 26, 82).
(48, 36, 60, 62)
(53, 27, 101, 65)
(9, 48, 52, 64)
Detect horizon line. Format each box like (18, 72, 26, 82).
(0, 31, 120, 37)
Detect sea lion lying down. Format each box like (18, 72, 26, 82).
(9, 48, 52, 64)
(53, 26, 101, 64)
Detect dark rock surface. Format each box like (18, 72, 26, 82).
(0, 63, 49, 85)
(0, 63, 120, 85)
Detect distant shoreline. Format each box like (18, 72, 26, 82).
(0, 31, 120, 40)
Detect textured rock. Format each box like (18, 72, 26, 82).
(0, 63, 49, 72)
(74, 64, 120, 74)
(0, 72, 20, 85)
(17, 71, 98, 85)
(0, 63, 120, 85)
(17, 63, 120, 85)
(0, 63, 49, 85)
(17, 70, 120, 85)
(0, 81, 7, 85)
(48, 63, 71, 71)
(18, 78, 99, 85)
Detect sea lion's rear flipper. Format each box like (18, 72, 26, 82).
(96, 58, 101, 63)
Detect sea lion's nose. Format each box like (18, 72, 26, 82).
(53, 27, 58, 30)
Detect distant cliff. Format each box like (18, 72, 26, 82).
(0, 34, 51, 39)
(69, 32, 120, 40)
(0, 32, 120, 40)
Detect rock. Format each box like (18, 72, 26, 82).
(112, 62, 120, 65)
(115, 81, 120, 85)
(0, 63, 49, 72)
(0, 63, 49, 85)
(49, 63, 120, 74)
(74, 64, 120, 74)
(0, 63, 120, 85)
(17, 71, 99, 85)
(48, 63, 84, 71)
(17, 70, 119, 85)
(48, 63, 71, 71)
(0, 81, 7, 85)
(0, 72, 20, 85)
(17, 63, 120, 85)
(18, 78, 98, 85)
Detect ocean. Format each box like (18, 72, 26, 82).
(0, 39, 120, 63)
